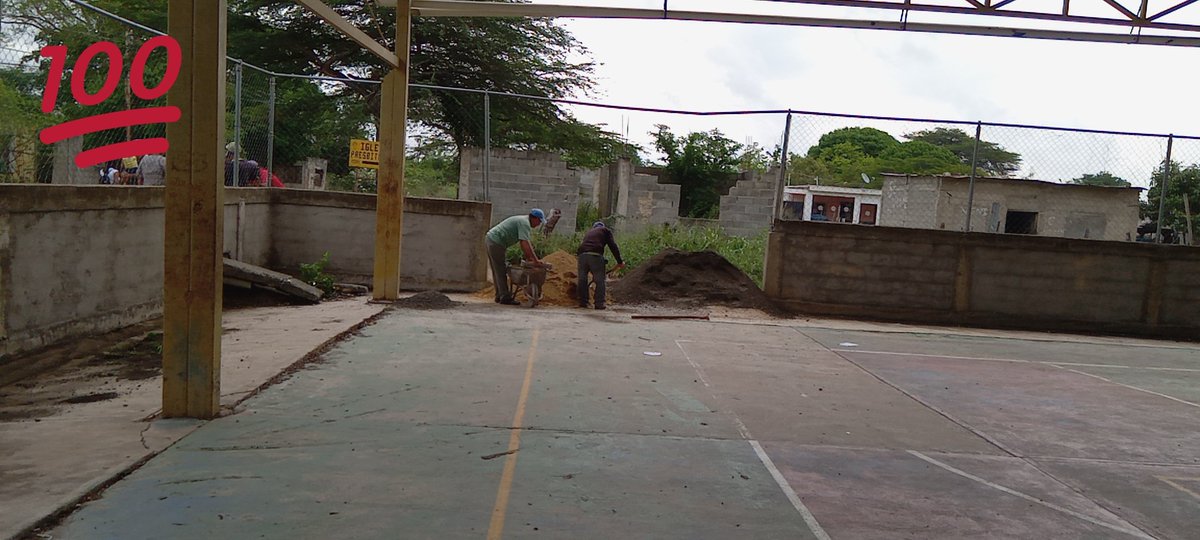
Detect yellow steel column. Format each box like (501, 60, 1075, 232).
(163, 0, 226, 418)
(372, 0, 411, 300)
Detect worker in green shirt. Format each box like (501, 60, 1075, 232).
(485, 208, 545, 305)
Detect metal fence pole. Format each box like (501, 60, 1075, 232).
(267, 76, 276, 183)
(233, 60, 243, 159)
(964, 121, 982, 233)
(773, 111, 793, 222)
(1156, 134, 1174, 243)
(483, 90, 491, 201)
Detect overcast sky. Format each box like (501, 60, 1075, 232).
(540, 0, 1200, 186)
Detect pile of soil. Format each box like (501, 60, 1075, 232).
(611, 248, 780, 312)
(395, 291, 459, 310)
(474, 250, 612, 307)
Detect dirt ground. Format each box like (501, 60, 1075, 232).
(475, 250, 613, 307)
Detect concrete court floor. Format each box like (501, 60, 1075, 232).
(47, 303, 1200, 539)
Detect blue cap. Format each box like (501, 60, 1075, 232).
(529, 208, 545, 221)
(593, 221, 606, 229)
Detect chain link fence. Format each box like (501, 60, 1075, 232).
(4, 0, 1199, 244)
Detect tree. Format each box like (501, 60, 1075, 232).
(904, 127, 1022, 177)
(1072, 171, 1132, 188)
(794, 127, 967, 188)
(7, 0, 630, 176)
(806, 127, 897, 159)
(1145, 161, 1200, 230)
(652, 125, 742, 218)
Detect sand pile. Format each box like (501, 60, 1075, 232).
(475, 250, 613, 307)
(395, 291, 458, 309)
(610, 248, 779, 312)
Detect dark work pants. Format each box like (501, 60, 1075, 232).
(577, 252, 606, 307)
(486, 239, 511, 302)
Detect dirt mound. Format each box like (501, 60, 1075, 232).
(610, 249, 779, 312)
(474, 250, 612, 307)
(395, 291, 458, 309)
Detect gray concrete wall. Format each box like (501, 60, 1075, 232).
(268, 191, 490, 291)
(598, 158, 679, 232)
(882, 175, 1141, 240)
(878, 176, 940, 229)
(763, 220, 1200, 339)
(0, 186, 490, 359)
(719, 169, 779, 237)
(459, 148, 579, 234)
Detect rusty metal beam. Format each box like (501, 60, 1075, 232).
(411, 0, 1200, 47)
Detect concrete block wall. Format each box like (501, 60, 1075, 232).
(0, 186, 490, 359)
(624, 173, 681, 231)
(269, 191, 490, 291)
(719, 169, 780, 237)
(459, 148, 579, 234)
(764, 220, 1200, 339)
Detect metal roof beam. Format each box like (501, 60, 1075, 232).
(410, 0, 1200, 47)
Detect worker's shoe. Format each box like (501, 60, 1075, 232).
(499, 297, 520, 306)
(577, 303, 589, 309)
(594, 305, 606, 310)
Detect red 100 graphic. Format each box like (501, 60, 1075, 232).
(38, 36, 183, 168)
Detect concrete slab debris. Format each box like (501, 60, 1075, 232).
(223, 258, 323, 304)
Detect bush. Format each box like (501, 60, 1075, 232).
(300, 252, 336, 296)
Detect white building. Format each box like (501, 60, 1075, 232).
(782, 185, 883, 225)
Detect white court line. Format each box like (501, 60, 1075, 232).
(908, 451, 1154, 539)
(833, 348, 1200, 373)
(675, 339, 829, 539)
(674, 340, 712, 388)
(1060, 367, 1200, 409)
(751, 440, 832, 540)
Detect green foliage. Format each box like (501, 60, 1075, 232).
(807, 127, 898, 158)
(652, 125, 743, 218)
(1146, 161, 1200, 228)
(403, 142, 459, 198)
(1073, 171, 1132, 188)
(576, 201, 601, 232)
(904, 127, 1022, 177)
(530, 225, 768, 287)
(793, 127, 995, 187)
(299, 252, 335, 296)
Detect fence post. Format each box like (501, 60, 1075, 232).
(233, 60, 243, 158)
(483, 90, 491, 201)
(773, 112, 792, 222)
(267, 76, 275, 182)
(1156, 134, 1174, 243)
(964, 121, 982, 233)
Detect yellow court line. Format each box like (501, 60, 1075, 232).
(487, 326, 540, 540)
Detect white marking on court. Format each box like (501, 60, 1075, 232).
(1061, 368, 1200, 409)
(909, 451, 1154, 539)
(676, 339, 829, 539)
(1157, 476, 1200, 501)
(751, 440, 832, 540)
(674, 340, 711, 388)
(833, 348, 1200, 373)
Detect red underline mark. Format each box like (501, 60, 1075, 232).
(38, 106, 181, 145)
(75, 138, 169, 168)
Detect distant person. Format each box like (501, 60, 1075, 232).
(484, 209, 545, 305)
(575, 221, 625, 310)
(258, 167, 285, 188)
(120, 155, 139, 184)
(137, 152, 167, 186)
(224, 145, 260, 187)
(99, 161, 119, 185)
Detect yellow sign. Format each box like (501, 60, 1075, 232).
(349, 139, 379, 169)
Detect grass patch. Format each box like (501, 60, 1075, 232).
(524, 225, 768, 287)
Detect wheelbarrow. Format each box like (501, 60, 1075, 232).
(507, 261, 553, 308)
